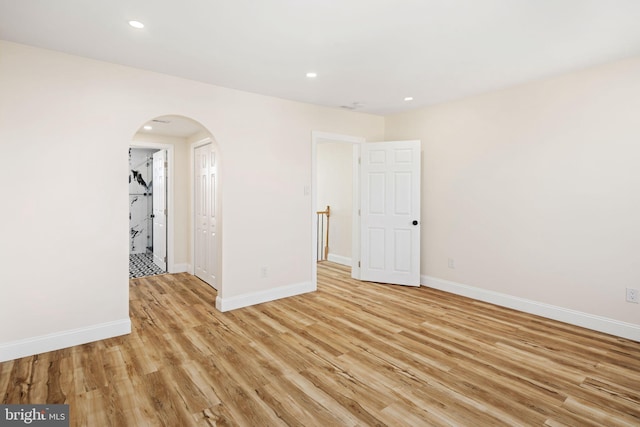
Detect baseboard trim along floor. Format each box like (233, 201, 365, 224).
(422, 274, 640, 342)
(0, 318, 131, 362)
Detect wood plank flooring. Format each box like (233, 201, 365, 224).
(2, 262, 639, 426)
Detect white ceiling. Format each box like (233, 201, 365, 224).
(1, 0, 639, 115)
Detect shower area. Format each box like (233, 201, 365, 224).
(129, 147, 166, 278)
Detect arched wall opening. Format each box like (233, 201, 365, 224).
(130, 114, 221, 293)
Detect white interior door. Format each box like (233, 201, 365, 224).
(360, 140, 421, 286)
(152, 150, 167, 271)
(194, 143, 218, 289)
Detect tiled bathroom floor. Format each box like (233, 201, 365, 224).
(129, 252, 165, 278)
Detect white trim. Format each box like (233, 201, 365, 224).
(129, 142, 176, 273)
(327, 253, 352, 267)
(311, 131, 364, 285)
(215, 281, 315, 312)
(0, 319, 131, 362)
(422, 275, 640, 342)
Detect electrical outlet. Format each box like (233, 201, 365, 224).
(448, 258, 455, 269)
(261, 266, 268, 278)
(626, 288, 639, 303)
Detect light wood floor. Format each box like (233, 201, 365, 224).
(2, 263, 639, 426)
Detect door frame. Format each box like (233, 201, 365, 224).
(129, 141, 175, 272)
(311, 131, 365, 287)
(151, 149, 168, 270)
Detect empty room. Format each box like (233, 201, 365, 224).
(0, 1, 639, 426)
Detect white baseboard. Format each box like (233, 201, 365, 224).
(422, 275, 640, 342)
(216, 281, 316, 312)
(171, 263, 190, 274)
(327, 253, 352, 267)
(0, 318, 131, 362)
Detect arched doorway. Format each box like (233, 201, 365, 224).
(129, 115, 220, 289)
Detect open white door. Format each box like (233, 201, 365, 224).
(152, 150, 167, 271)
(360, 140, 421, 286)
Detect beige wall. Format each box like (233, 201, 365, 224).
(385, 57, 640, 326)
(0, 41, 384, 354)
(317, 142, 353, 262)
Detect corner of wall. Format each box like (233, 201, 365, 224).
(215, 281, 316, 312)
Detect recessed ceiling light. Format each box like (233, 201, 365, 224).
(128, 20, 145, 29)
(306, 72, 317, 78)
(404, 96, 414, 101)
(143, 125, 152, 130)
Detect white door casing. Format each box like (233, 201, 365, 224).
(194, 143, 218, 289)
(360, 140, 421, 286)
(152, 150, 167, 270)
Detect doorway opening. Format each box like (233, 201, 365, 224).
(129, 115, 218, 282)
(129, 147, 167, 278)
(311, 132, 364, 287)
(312, 132, 423, 288)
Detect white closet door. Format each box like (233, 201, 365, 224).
(194, 143, 218, 289)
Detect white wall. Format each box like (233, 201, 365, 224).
(385, 57, 640, 336)
(0, 41, 384, 360)
(317, 142, 353, 264)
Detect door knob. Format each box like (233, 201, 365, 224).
(412, 220, 419, 226)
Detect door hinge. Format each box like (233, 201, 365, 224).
(358, 209, 361, 216)
(164, 209, 167, 216)
(164, 161, 168, 168)
(164, 256, 167, 263)
(358, 261, 361, 268)
(358, 157, 361, 165)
